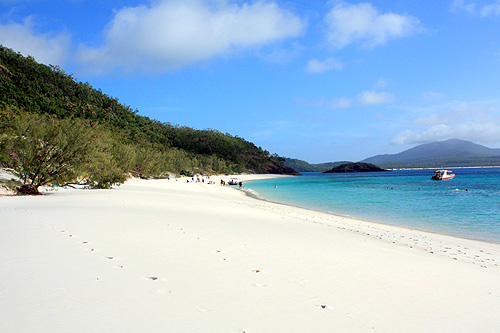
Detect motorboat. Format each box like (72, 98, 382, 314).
(431, 170, 455, 180)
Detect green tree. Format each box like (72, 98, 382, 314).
(0, 138, 8, 164)
(9, 116, 116, 193)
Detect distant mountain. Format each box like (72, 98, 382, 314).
(362, 139, 500, 168)
(283, 158, 351, 172)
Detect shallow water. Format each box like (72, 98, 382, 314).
(246, 168, 500, 243)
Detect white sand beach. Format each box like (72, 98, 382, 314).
(1, 174, 500, 332)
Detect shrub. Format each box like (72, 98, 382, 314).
(8, 116, 120, 193)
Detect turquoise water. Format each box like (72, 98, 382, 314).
(246, 168, 500, 243)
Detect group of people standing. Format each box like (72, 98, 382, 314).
(182, 175, 244, 189)
(186, 175, 213, 184)
(220, 179, 244, 189)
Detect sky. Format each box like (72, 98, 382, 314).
(2, 0, 500, 163)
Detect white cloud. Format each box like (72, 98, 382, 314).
(357, 90, 394, 105)
(451, 0, 500, 16)
(391, 102, 500, 145)
(325, 1, 421, 49)
(296, 88, 393, 111)
(294, 96, 352, 110)
(451, 0, 477, 14)
(316, 97, 352, 109)
(374, 78, 390, 89)
(306, 57, 344, 73)
(480, 2, 500, 16)
(329, 97, 352, 109)
(0, 17, 71, 65)
(78, 0, 305, 74)
(421, 91, 445, 102)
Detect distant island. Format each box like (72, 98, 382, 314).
(361, 139, 500, 169)
(284, 139, 500, 172)
(323, 162, 388, 173)
(283, 158, 352, 172)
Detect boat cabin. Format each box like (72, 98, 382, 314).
(431, 170, 455, 180)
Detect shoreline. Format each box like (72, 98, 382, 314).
(242, 171, 500, 246)
(243, 185, 500, 246)
(236, 176, 500, 267)
(2, 175, 500, 331)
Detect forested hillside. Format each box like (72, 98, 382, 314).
(283, 158, 351, 172)
(0, 46, 297, 192)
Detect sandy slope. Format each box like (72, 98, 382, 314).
(1, 175, 499, 332)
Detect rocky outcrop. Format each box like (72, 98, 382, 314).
(323, 162, 388, 173)
(261, 160, 301, 175)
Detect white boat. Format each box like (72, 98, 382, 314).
(431, 170, 455, 180)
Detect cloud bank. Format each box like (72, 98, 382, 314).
(77, 0, 305, 74)
(392, 103, 500, 145)
(451, 0, 500, 17)
(326, 1, 421, 49)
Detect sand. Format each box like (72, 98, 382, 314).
(1, 174, 500, 332)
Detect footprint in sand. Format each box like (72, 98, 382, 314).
(143, 276, 164, 281)
(196, 307, 212, 313)
(157, 289, 172, 294)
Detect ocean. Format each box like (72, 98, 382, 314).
(245, 167, 500, 244)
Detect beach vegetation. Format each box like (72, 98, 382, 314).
(5, 115, 125, 193)
(283, 158, 353, 172)
(0, 45, 298, 193)
(0, 139, 8, 164)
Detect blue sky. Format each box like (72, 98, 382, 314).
(2, 0, 500, 163)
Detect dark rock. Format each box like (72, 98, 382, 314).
(261, 160, 301, 175)
(323, 162, 388, 173)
